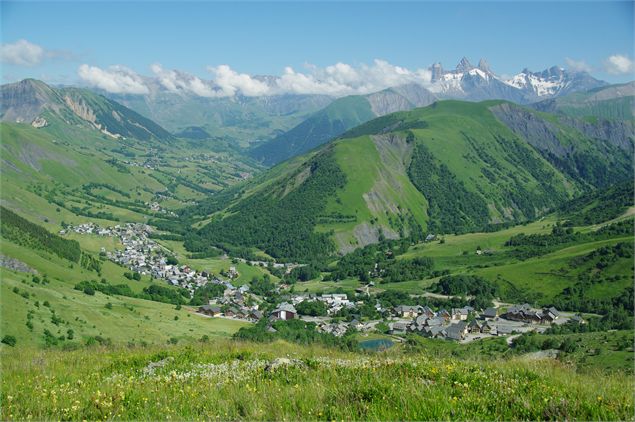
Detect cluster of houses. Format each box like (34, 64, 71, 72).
(387, 303, 573, 341)
(62, 222, 220, 295)
(288, 293, 355, 315)
(501, 304, 561, 324)
(146, 201, 176, 216)
(121, 158, 158, 170)
(62, 221, 581, 344)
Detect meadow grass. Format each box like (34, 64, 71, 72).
(1, 339, 633, 421)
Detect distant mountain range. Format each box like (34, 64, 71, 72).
(429, 57, 607, 103)
(76, 58, 608, 155)
(250, 59, 614, 165)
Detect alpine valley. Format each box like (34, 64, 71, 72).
(1, 56, 634, 421)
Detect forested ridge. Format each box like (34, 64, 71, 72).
(0, 206, 81, 262)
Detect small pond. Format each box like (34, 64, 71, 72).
(359, 338, 394, 351)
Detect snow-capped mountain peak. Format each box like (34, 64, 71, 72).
(456, 57, 474, 72)
(427, 58, 606, 102)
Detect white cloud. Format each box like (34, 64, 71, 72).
(78, 64, 149, 94)
(604, 54, 634, 75)
(151, 64, 217, 97)
(208, 65, 271, 97)
(1, 39, 45, 66)
(565, 57, 592, 73)
(275, 59, 432, 96)
(78, 59, 434, 98)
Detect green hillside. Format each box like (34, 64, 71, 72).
(190, 100, 632, 260)
(250, 95, 376, 165)
(250, 84, 437, 166)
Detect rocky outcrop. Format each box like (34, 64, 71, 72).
(0, 254, 37, 274)
(560, 116, 634, 152)
(490, 103, 571, 157)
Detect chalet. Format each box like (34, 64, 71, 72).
(542, 307, 560, 323)
(502, 304, 543, 323)
(426, 316, 446, 327)
(248, 310, 263, 322)
(389, 321, 410, 335)
(271, 302, 297, 320)
(414, 315, 429, 327)
(446, 321, 468, 341)
(468, 319, 483, 333)
(481, 321, 494, 334)
(224, 307, 240, 317)
(451, 307, 470, 321)
(421, 306, 435, 318)
(482, 307, 498, 319)
(394, 305, 421, 319)
(437, 309, 451, 321)
(423, 325, 446, 338)
(198, 305, 221, 317)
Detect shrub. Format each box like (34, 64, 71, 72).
(1, 335, 17, 347)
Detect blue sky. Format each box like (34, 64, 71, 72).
(1, 1, 633, 90)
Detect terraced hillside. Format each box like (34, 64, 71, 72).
(190, 100, 633, 260)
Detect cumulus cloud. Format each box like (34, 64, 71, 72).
(151, 64, 217, 97)
(78, 64, 149, 94)
(1, 39, 75, 66)
(77, 59, 434, 98)
(1, 39, 45, 66)
(565, 57, 592, 73)
(604, 54, 634, 75)
(208, 64, 271, 97)
(276, 59, 432, 96)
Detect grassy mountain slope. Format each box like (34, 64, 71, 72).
(0, 118, 261, 230)
(250, 95, 376, 165)
(192, 100, 633, 259)
(0, 208, 249, 349)
(1, 79, 173, 141)
(250, 85, 437, 165)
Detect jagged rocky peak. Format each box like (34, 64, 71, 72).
(456, 57, 474, 72)
(478, 58, 491, 73)
(431, 62, 444, 82)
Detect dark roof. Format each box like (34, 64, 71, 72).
(483, 307, 498, 317)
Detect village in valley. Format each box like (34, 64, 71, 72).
(63, 221, 584, 344)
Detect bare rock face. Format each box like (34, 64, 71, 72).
(0, 254, 37, 274)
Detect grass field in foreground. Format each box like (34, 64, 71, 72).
(1, 340, 633, 421)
